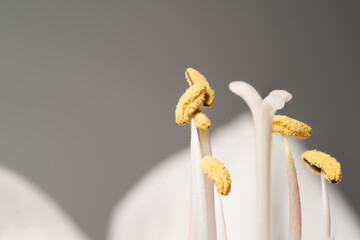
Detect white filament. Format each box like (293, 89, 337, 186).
(214, 193, 227, 240)
(321, 171, 332, 240)
(189, 118, 209, 240)
(198, 120, 227, 240)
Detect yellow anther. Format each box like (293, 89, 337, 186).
(193, 111, 211, 129)
(185, 68, 215, 107)
(272, 115, 312, 139)
(175, 68, 214, 129)
(301, 150, 342, 184)
(175, 84, 208, 126)
(200, 156, 231, 195)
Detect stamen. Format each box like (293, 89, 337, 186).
(272, 115, 312, 139)
(301, 150, 342, 184)
(272, 115, 306, 240)
(177, 68, 229, 239)
(200, 156, 232, 196)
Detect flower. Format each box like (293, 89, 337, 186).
(108, 113, 360, 240)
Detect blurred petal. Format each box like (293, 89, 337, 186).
(108, 114, 360, 240)
(0, 167, 89, 240)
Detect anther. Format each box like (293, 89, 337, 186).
(272, 115, 312, 139)
(200, 156, 231, 195)
(301, 150, 342, 184)
(175, 68, 214, 129)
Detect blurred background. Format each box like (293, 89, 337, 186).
(0, 1, 359, 239)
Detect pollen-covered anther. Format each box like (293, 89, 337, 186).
(193, 111, 211, 129)
(301, 150, 342, 184)
(175, 68, 214, 129)
(175, 84, 207, 126)
(185, 68, 215, 107)
(200, 156, 231, 195)
(272, 115, 312, 139)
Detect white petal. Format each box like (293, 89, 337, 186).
(0, 167, 89, 240)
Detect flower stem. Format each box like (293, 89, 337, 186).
(282, 136, 302, 240)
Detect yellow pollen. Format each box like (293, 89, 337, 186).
(193, 111, 211, 129)
(272, 115, 312, 139)
(185, 68, 215, 107)
(175, 84, 207, 126)
(301, 150, 342, 184)
(175, 68, 214, 129)
(200, 156, 231, 195)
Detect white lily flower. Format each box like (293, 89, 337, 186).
(108, 113, 360, 240)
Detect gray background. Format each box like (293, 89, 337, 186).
(1, 1, 359, 239)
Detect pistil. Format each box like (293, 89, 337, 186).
(229, 82, 291, 240)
